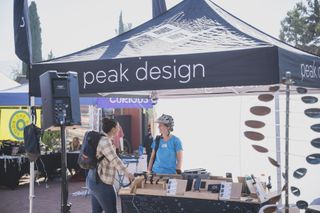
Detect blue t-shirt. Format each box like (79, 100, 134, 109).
(151, 135, 183, 174)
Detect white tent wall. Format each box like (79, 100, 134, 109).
(0, 73, 20, 90)
(155, 93, 320, 204)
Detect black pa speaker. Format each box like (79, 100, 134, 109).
(40, 71, 81, 130)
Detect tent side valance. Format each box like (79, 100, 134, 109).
(31, 46, 279, 97)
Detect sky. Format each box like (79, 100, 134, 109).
(0, 0, 302, 78)
(1, 0, 318, 205)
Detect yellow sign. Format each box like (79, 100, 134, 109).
(9, 111, 30, 140)
(0, 109, 41, 141)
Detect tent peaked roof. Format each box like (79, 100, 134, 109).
(0, 73, 20, 91)
(31, 0, 320, 97)
(41, 0, 273, 62)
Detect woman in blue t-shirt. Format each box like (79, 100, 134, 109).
(147, 114, 183, 174)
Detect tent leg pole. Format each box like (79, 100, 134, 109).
(60, 124, 70, 213)
(284, 72, 293, 213)
(274, 91, 282, 204)
(29, 96, 35, 213)
(29, 162, 34, 213)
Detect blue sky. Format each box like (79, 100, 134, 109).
(0, 0, 301, 76)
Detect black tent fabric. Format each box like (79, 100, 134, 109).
(152, 0, 167, 18)
(30, 0, 320, 97)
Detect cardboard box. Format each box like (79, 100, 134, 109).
(219, 182, 242, 201)
(167, 179, 187, 195)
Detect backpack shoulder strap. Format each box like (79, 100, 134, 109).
(152, 135, 161, 166)
(173, 136, 177, 152)
(155, 135, 161, 153)
(96, 135, 109, 164)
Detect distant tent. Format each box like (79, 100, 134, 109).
(0, 73, 20, 90)
(0, 84, 40, 106)
(0, 83, 152, 108)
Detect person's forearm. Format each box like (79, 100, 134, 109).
(147, 150, 155, 172)
(147, 157, 154, 172)
(176, 151, 183, 170)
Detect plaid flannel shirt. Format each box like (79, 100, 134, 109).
(96, 135, 128, 185)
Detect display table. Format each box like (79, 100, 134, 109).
(119, 174, 270, 213)
(0, 152, 82, 189)
(120, 194, 261, 213)
(0, 155, 29, 189)
(36, 152, 81, 179)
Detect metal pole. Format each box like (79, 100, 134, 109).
(60, 125, 69, 213)
(29, 161, 34, 213)
(274, 91, 282, 207)
(59, 110, 70, 213)
(284, 72, 293, 213)
(29, 96, 35, 213)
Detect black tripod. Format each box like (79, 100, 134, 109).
(58, 109, 72, 213)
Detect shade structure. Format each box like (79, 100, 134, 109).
(0, 73, 20, 91)
(0, 84, 152, 108)
(29, 0, 320, 98)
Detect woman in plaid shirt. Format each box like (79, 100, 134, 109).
(87, 118, 134, 213)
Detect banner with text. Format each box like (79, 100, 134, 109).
(96, 97, 153, 109)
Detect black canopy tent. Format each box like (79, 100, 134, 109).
(30, 0, 320, 98)
(28, 0, 320, 210)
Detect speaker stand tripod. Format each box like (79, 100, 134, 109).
(58, 109, 72, 213)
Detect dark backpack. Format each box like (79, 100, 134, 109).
(23, 124, 42, 162)
(77, 130, 104, 170)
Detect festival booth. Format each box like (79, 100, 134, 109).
(0, 83, 152, 189)
(0, 83, 152, 148)
(29, 0, 320, 211)
(0, 84, 41, 189)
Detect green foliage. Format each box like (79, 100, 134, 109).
(41, 131, 61, 151)
(115, 11, 132, 35)
(22, 62, 28, 75)
(119, 11, 124, 35)
(29, 1, 42, 63)
(11, 63, 22, 80)
(47, 50, 54, 60)
(280, 0, 320, 55)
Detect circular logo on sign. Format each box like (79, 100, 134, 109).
(9, 111, 30, 140)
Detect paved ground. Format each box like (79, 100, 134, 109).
(0, 175, 122, 213)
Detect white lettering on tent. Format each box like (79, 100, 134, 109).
(178, 64, 191, 83)
(96, 71, 106, 83)
(193, 64, 205, 77)
(108, 70, 118, 82)
(150, 66, 161, 80)
(135, 59, 205, 84)
(163, 66, 172, 79)
(83, 60, 206, 89)
(136, 62, 148, 81)
(301, 61, 319, 81)
(83, 63, 129, 88)
(173, 59, 177, 79)
(109, 98, 149, 104)
(83, 72, 94, 88)
(119, 64, 129, 82)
